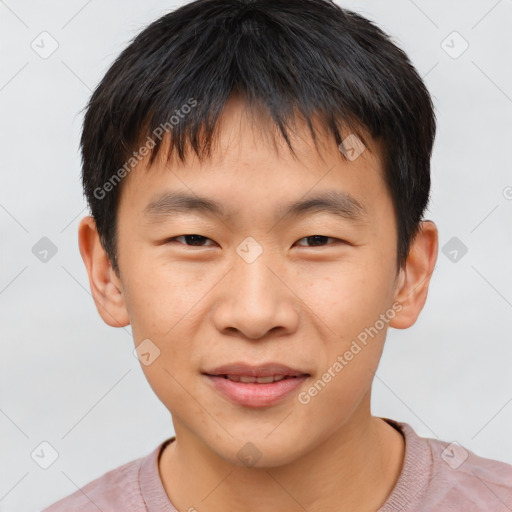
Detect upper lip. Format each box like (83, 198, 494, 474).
(203, 362, 309, 378)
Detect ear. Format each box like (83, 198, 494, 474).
(78, 216, 130, 328)
(389, 220, 438, 329)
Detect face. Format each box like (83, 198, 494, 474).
(100, 96, 409, 466)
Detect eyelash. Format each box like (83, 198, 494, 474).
(165, 234, 345, 248)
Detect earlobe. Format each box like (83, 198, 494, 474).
(389, 220, 438, 330)
(78, 216, 130, 328)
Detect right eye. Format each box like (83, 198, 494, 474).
(165, 235, 217, 247)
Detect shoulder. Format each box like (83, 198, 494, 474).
(425, 434, 512, 511)
(389, 419, 512, 512)
(40, 451, 149, 512)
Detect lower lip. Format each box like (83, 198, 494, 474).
(204, 374, 308, 407)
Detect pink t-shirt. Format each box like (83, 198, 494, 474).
(41, 418, 512, 511)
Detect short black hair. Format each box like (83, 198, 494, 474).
(80, 0, 436, 276)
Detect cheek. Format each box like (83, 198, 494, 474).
(296, 257, 393, 396)
(297, 272, 390, 416)
(122, 253, 198, 336)
(298, 258, 392, 338)
(123, 261, 202, 410)
(122, 254, 213, 378)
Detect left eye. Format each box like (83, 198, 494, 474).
(294, 235, 341, 247)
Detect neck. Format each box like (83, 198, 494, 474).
(159, 401, 405, 512)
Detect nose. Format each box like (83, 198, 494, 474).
(211, 247, 300, 340)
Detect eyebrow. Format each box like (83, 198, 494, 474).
(143, 190, 368, 225)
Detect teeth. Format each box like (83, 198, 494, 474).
(255, 376, 278, 384)
(224, 374, 292, 383)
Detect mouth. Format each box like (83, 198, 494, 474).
(202, 363, 310, 407)
(205, 374, 305, 383)
(202, 362, 309, 379)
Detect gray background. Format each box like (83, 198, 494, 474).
(1, 1, 511, 510)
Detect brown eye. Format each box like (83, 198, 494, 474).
(295, 235, 342, 247)
(167, 235, 216, 247)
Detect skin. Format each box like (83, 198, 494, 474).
(78, 95, 438, 512)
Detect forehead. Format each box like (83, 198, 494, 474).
(119, 96, 389, 224)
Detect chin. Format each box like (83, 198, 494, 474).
(207, 428, 311, 469)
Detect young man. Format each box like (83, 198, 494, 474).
(43, 0, 512, 510)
